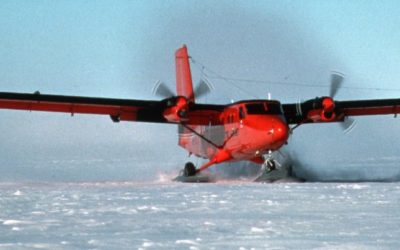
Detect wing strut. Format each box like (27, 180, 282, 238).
(181, 124, 220, 148)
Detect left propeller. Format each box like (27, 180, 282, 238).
(192, 78, 214, 99)
(152, 81, 175, 98)
(152, 78, 213, 100)
(151, 79, 213, 123)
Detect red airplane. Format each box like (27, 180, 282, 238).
(0, 45, 399, 181)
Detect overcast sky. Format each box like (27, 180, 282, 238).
(0, 0, 400, 181)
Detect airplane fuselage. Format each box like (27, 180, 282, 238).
(179, 100, 289, 165)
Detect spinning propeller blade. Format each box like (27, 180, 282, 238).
(152, 80, 175, 98)
(341, 117, 357, 134)
(193, 78, 213, 99)
(153, 78, 213, 101)
(330, 72, 344, 98)
(328, 72, 356, 133)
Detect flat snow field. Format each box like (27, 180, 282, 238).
(0, 181, 399, 249)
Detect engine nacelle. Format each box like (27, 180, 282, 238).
(163, 96, 189, 123)
(307, 97, 336, 122)
(321, 109, 336, 121)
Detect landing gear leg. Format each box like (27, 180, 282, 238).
(265, 159, 276, 172)
(262, 151, 279, 173)
(254, 152, 283, 182)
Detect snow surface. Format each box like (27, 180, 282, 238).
(0, 181, 399, 249)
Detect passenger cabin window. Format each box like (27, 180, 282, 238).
(228, 114, 233, 123)
(239, 107, 245, 119)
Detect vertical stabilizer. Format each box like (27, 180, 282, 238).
(175, 45, 195, 102)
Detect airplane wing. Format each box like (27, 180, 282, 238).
(282, 97, 400, 125)
(0, 92, 224, 125)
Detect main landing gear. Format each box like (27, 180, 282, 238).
(183, 162, 196, 176)
(173, 162, 215, 183)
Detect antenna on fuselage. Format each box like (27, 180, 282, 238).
(267, 93, 271, 100)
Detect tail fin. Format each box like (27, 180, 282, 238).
(175, 45, 195, 102)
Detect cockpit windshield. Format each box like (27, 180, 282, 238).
(246, 103, 266, 114)
(245, 102, 282, 115)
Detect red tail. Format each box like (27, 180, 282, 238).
(175, 45, 194, 102)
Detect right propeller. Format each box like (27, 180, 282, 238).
(341, 116, 357, 134)
(329, 72, 344, 98)
(328, 72, 356, 133)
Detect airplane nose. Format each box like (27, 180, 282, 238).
(273, 122, 289, 143)
(268, 119, 289, 146)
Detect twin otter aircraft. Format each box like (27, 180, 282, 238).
(1, 45, 400, 182)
